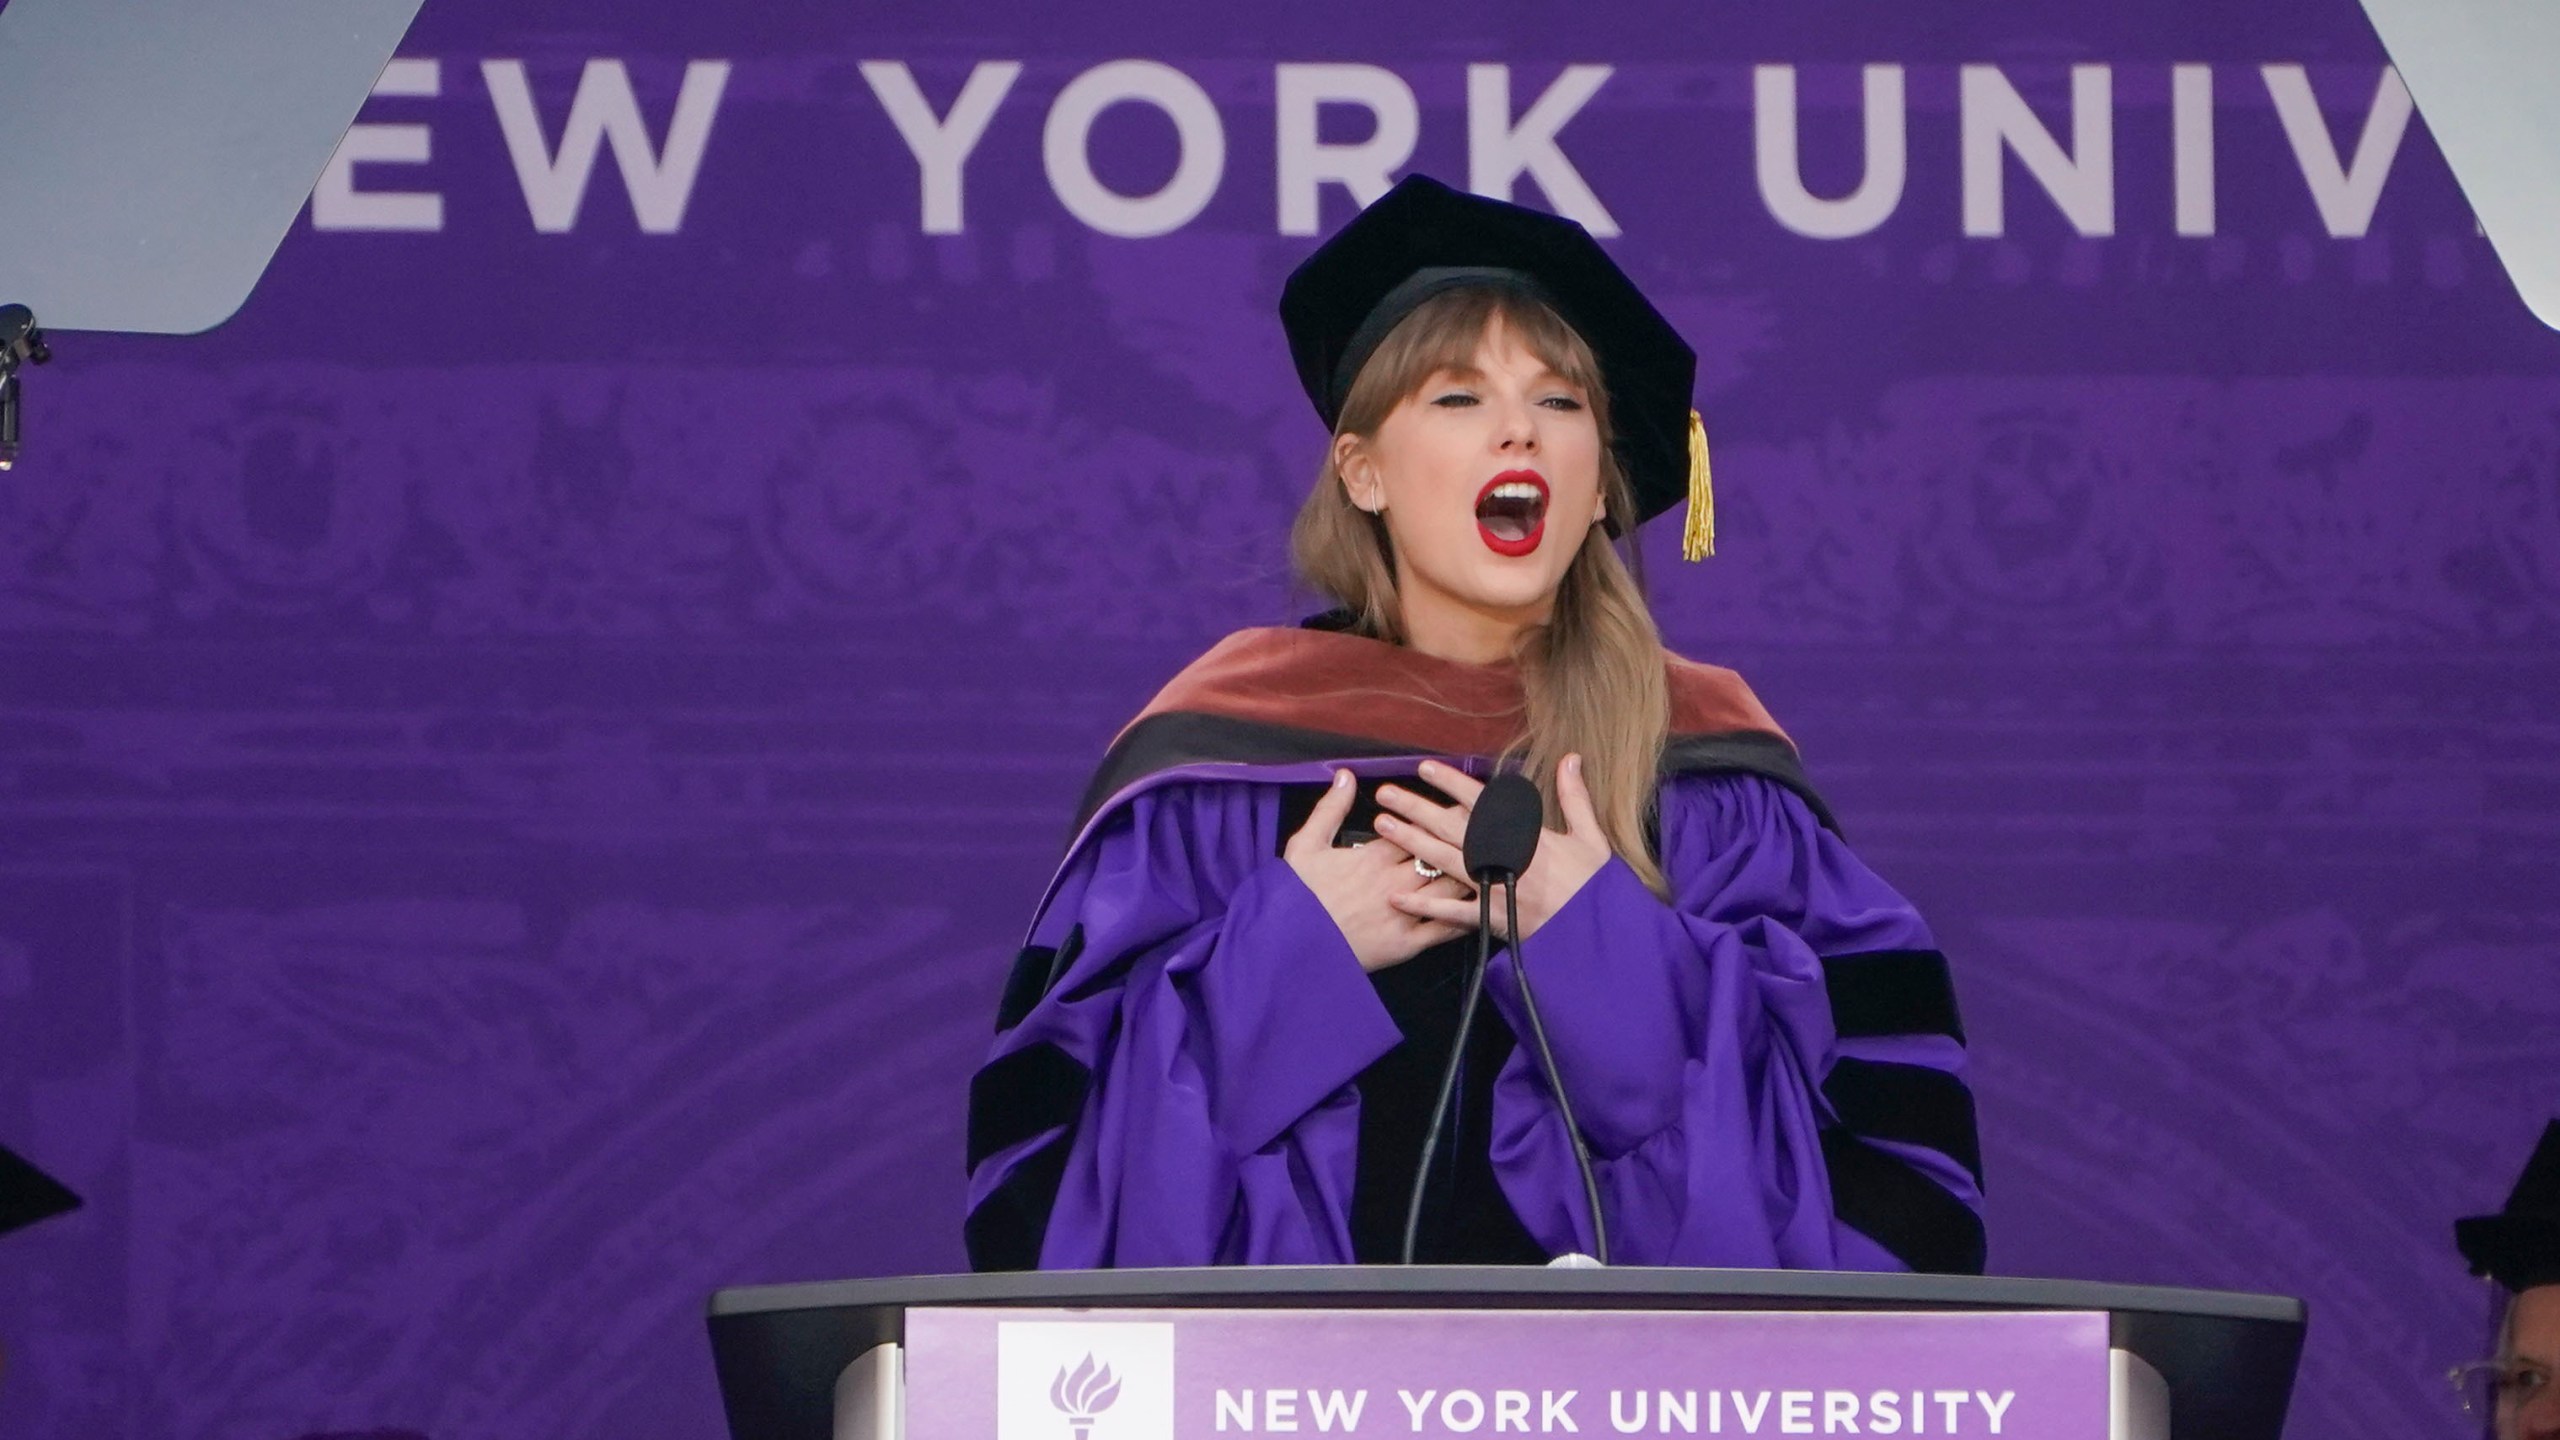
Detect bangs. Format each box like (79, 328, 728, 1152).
(1336, 285, 1610, 436)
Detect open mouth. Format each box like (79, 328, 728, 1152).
(1474, 471, 1549, 557)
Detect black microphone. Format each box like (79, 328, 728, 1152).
(1470, 776, 1609, 1265)
(1401, 772, 1610, 1266)
(0, 304, 50, 473)
(0, 306, 39, 364)
(1399, 775, 1527, 1262)
(1462, 773, 1544, 884)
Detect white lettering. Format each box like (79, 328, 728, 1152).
(1780, 1393, 1813, 1435)
(2172, 63, 2214, 236)
(1401, 1392, 1438, 1432)
(1611, 1392, 1646, 1434)
(1313, 1390, 1370, 1433)
(1909, 1395, 1923, 1436)
(1732, 1393, 1771, 1436)
(860, 60, 1022, 234)
(1043, 59, 1226, 237)
(1661, 1391, 1697, 1434)
(1822, 1393, 1858, 1434)
(1219, 1391, 1255, 1432)
(314, 58, 443, 232)
(1959, 64, 2114, 236)
(1269, 1391, 1300, 1432)
(1931, 1394, 1967, 1432)
(2262, 64, 2412, 237)
(1444, 1391, 1487, 1433)
(1865, 1393, 1901, 1436)
(1974, 1392, 2014, 1435)
(1544, 1391, 1581, 1434)
(1466, 64, 1619, 235)
(484, 57, 729, 233)
(1709, 1392, 1721, 1434)
(1497, 1391, 1531, 1433)
(1753, 64, 1906, 238)
(1275, 64, 1417, 236)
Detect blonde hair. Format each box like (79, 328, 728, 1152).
(1290, 284, 1673, 895)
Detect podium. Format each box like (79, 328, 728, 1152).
(707, 1269, 2304, 1440)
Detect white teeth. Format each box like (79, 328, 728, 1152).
(1487, 482, 1543, 502)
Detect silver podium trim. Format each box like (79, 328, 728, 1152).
(2111, 1346, 2171, 1439)
(835, 1342, 903, 1440)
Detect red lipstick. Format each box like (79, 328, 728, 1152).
(1474, 470, 1549, 557)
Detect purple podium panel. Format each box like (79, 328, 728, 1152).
(904, 1306, 2110, 1440)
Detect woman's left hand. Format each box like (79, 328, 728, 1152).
(1373, 754, 1614, 944)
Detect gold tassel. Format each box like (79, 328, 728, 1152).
(1681, 408, 1715, 561)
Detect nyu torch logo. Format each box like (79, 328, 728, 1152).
(1050, 1354, 1124, 1439)
(998, 1320, 1172, 1440)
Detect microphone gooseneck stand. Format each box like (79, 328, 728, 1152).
(0, 304, 52, 472)
(1399, 878, 1495, 1265)
(1501, 877, 1609, 1265)
(1399, 771, 1610, 1266)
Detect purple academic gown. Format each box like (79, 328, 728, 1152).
(964, 768, 1983, 1272)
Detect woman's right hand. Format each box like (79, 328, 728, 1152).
(1286, 769, 1476, 972)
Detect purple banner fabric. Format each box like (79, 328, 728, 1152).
(905, 1307, 2109, 1440)
(0, 0, 2552, 1437)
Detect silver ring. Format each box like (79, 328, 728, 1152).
(1414, 859, 1443, 880)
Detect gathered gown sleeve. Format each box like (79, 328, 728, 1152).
(963, 781, 1401, 1270)
(1484, 772, 1986, 1272)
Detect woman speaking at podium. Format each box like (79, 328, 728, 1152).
(965, 177, 1983, 1274)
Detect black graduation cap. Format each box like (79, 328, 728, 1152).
(2457, 1120, 2560, 1293)
(0, 1141, 82, 1239)
(1278, 174, 1716, 560)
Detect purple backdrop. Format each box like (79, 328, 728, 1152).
(3, 1, 2555, 1437)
